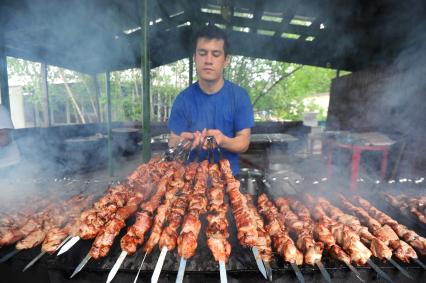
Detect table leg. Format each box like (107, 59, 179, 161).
(350, 148, 362, 191)
(380, 149, 389, 181)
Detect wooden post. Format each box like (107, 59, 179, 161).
(140, 0, 151, 162)
(40, 63, 51, 127)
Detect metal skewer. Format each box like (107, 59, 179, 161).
(344, 262, 365, 283)
(22, 250, 46, 272)
(316, 261, 332, 283)
(133, 250, 149, 283)
(175, 257, 187, 283)
(23, 234, 73, 272)
(366, 258, 395, 283)
(219, 260, 227, 283)
(0, 249, 21, 263)
(251, 247, 267, 279)
(57, 235, 80, 256)
(413, 258, 426, 270)
(70, 253, 91, 278)
(55, 235, 73, 252)
(290, 262, 305, 283)
(106, 251, 128, 283)
(263, 261, 273, 282)
(151, 246, 168, 283)
(388, 258, 414, 280)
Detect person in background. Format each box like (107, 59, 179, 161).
(0, 104, 21, 172)
(167, 24, 254, 175)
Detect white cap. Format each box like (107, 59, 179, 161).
(0, 105, 14, 129)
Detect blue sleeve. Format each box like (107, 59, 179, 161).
(167, 94, 188, 135)
(234, 89, 255, 132)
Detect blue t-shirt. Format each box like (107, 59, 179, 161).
(168, 80, 254, 175)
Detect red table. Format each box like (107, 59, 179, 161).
(327, 141, 391, 191)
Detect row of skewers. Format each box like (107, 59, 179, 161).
(384, 193, 426, 224)
(1, 139, 426, 283)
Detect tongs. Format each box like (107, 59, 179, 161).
(160, 139, 193, 162)
(205, 136, 223, 163)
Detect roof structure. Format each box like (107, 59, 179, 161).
(1, 0, 425, 74)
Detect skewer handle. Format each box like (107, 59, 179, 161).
(175, 258, 187, 283)
(70, 254, 91, 279)
(133, 250, 149, 283)
(57, 236, 80, 256)
(366, 258, 395, 283)
(23, 250, 46, 272)
(219, 260, 228, 283)
(106, 251, 127, 283)
(151, 247, 168, 283)
(316, 261, 331, 283)
(388, 258, 413, 280)
(290, 262, 305, 283)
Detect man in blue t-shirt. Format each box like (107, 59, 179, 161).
(168, 24, 254, 175)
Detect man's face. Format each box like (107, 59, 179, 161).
(0, 130, 11, 147)
(194, 38, 228, 83)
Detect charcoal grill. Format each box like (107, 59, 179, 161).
(1, 167, 425, 283)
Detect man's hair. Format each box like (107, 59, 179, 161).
(194, 23, 229, 56)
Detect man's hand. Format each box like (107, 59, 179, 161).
(205, 128, 251, 153)
(169, 130, 206, 149)
(205, 129, 227, 149)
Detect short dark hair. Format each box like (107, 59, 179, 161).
(194, 23, 229, 56)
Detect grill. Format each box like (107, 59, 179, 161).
(1, 160, 425, 283)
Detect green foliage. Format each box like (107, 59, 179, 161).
(226, 56, 338, 121)
(7, 55, 342, 125)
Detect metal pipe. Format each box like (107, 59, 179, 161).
(140, 0, 151, 162)
(41, 63, 51, 127)
(336, 69, 341, 78)
(189, 55, 193, 86)
(92, 74, 102, 122)
(106, 71, 113, 176)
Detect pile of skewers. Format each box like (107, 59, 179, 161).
(1, 137, 426, 283)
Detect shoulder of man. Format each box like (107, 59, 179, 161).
(175, 82, 199, 101)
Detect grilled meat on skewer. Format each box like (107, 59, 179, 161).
(204, 163, 231, 263)
(98, 161, 180, 256)
(142, 165, 188, 253)
(351, 195, 426, 256)
(89, 193, 144, 259)
(258, 194, 303, 265)
(120, 163, 180, 255)
(178, 162, 209, 259)
(246, 194, 273, 262)
(316, 197, 372, 265)
(275, 197, 324, 266)
(219, 159, 258, 248)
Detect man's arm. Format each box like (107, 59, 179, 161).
(206, 128, 251, 153)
